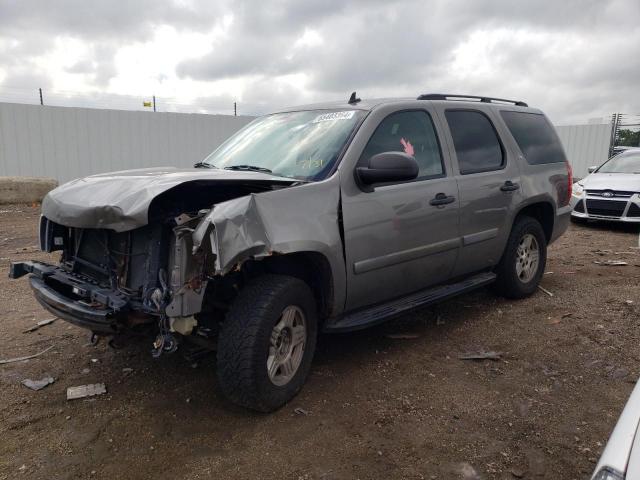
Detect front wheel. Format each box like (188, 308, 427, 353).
(494, 216, 547, 299)
(216, 274, 318, 412)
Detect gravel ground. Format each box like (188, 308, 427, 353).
(1, 204, 639, 480)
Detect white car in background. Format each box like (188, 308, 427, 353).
(571, 149, 640, 223)
(592, 380, 640, 479)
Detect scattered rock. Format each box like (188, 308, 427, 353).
(511, 468, 526, 478)
(455, 462, 481, 480)
(294, 407, 310, 416)
(611, 368, 629, 379)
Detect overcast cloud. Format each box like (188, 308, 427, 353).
(0, 0, 638, 123)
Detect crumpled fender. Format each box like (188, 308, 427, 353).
(192, 175, 347, 312)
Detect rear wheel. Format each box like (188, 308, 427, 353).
(494, 216, 547, 299)
(216, 274, 318, 412)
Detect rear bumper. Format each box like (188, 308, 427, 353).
(9, 261, 128, 333)
(550, 205, 572, 244)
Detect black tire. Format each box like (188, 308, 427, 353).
(494, 216, 547, 299)
(216, 274, 318, 412)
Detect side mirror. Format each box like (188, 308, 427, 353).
(587, 166, 597, 174)
(356, 152, 419, 188)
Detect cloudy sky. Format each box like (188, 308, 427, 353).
(0, 0, 638, 124)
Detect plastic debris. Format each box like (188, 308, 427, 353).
(21, 376, 55, 391)
(22, 318, 57, 333)
(385, 333, 420, 339)
(0, 345, 54, 365)
(594, 260, 628, 266)
(458, 351, 502, 361)
(538, 285, 554, 297)
(67, 383, 107, 400)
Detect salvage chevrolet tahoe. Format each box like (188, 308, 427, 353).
(10, 93, 572, 411)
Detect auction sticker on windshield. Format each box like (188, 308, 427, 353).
(312, 111, 356, 123)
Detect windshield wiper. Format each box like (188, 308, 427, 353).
(193, 161, 216, 169)
(224, 165, 273, 173)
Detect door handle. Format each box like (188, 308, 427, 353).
(500, 180, 520, 192)
(429, 193, 456, 206)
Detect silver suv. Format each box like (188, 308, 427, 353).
(10, 93, 572, 411)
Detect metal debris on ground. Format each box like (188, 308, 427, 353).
(66, 383, 107, 400)
(593, 260, 628, 266)
(385, 333, 420, 339)
(294, 407, 310, 416)
(458, 351, 502, 361)
(538, 285, 554, 297)
(22, 318, 57, 333)
(0, 345, 54, 365)
(21, 376, 55, 391)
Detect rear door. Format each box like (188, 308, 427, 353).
(340, 108, 460, 310)
(436, 107, 524, 277)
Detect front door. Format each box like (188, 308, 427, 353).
(341, 109, 460, 310)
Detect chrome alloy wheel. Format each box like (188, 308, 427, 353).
(267, 305, 307, 386)
(515, 233, 540, 283)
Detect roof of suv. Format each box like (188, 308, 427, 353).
(277, 93, 539, 114)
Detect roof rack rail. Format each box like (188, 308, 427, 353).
(417, 93, 528, 107)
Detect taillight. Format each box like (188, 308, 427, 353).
(566, 161, 573, 205)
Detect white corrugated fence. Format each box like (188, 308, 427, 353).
(0, 102, 253, 183)
(555, 123, 612, 178)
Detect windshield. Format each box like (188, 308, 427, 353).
(201, 109, 365, 181)
(598, 152, 640, 174)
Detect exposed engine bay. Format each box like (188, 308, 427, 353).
(11, 171, 344, 359)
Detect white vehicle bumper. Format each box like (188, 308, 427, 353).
(592, 379, 640, 479)
(571, 192, 640, 223)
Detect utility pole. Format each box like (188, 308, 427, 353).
(234, 102, 237, 116)
(39, 88, 43, 106)
(153, 95, 156, 112)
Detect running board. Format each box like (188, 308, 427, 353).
(325, 272, 496, 333)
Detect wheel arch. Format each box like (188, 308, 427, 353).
(258, 251, 335, 320)
(514, 200, 555, 243)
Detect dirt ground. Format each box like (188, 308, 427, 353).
(1, 204, 639, 480)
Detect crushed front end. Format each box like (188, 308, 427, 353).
(10, 216, 173, 340)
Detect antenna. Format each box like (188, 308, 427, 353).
(348, 91, 361, 104)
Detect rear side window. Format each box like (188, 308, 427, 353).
(445, 110, 504, 174)
(360, 110, 444, 180)
(500, 111, 567, 165)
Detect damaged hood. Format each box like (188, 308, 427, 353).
(42, 166, 295, 231)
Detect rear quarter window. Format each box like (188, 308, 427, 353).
(500, 111, 567, 165)
(444, 110, 504, 175)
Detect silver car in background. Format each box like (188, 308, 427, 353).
(592, 380, 640, 479)
(571, 149, 640, 223)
